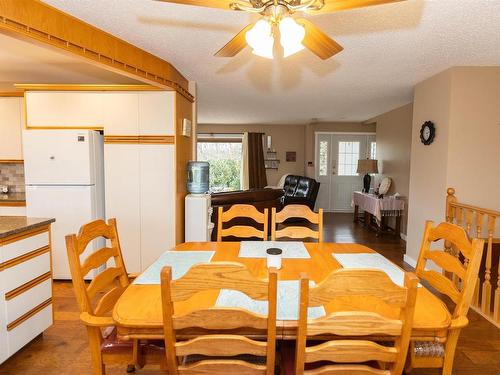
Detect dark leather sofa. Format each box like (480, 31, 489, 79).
(209, 175, 320, 241)
(282, 175, 320, 210)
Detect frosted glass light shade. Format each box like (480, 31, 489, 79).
(279, 17, 305, 57)
(246, 19, 274, 59)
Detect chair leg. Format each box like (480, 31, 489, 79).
(87, 327, 105, 375)
(442, 330, 461, 375)
(132, 339, 144, 369)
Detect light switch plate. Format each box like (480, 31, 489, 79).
(182, 118, 192, 137)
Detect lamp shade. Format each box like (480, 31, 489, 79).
(357, 159, 378, 174)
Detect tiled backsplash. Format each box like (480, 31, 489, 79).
(0, 163, 25, 193)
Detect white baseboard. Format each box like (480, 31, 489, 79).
(404, 254, 417, 268)
(400, 232, 407, 241)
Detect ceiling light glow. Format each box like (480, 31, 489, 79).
(279, 17, 305, 58)
(245, 19, 274, 59)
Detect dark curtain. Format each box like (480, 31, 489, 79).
(247, 132, 267, 189)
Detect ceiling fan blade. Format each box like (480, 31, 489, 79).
(296, 18, 343, 60)
(214, 23, 254, 57)
(154, 0, 236, 10)
(309, 0, 404, 14)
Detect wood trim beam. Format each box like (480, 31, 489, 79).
(15, 84, 163, 92)
(0, 201, 26, 207)
(0, 0, 194, 102)
(0, 159, 23, 163)
(104, 135, 175, 144)
(0, 91, 23, 97)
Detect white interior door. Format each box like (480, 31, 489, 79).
(315, 133, 375, 212)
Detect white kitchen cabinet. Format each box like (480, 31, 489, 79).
(25, 92, 103, 127)
(139, 144, 175, 269)
(104, 144, 176, 272)
(102, 92, 139, 135)
(0, 97, 23, 160)
(138, 92, 175, 135)
(104, 144, 142, 273)
(0, 221, 53, 364)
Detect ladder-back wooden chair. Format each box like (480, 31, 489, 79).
(290, 268, 418, 375)
(217, 204, 268, 241)
(160, 262, 278, 374)
(271, 205, 323, 242)
(65, 218, 162, 375)
(406, 221, 484, 375)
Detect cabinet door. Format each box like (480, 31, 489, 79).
(139, 144, 175, 269)
(102, 93, 139, 135)
(25, 92, 103, 127)
(0, 97, 23, 160)
(0, 268, 8, 363)
(0, 206, 27, 216)
(104, 144, 141, 273)
(138, 92, 175, 135)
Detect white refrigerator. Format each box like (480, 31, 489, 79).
(23, 130, 105, 280)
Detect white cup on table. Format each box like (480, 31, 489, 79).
(266, 248, 282, 270)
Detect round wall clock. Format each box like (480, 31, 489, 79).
(420, 121, 436, 145)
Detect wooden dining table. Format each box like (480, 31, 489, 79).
(113, 242, 451, 342)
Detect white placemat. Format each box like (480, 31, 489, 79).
(216, 280, 325, 320)
(333, 253, 420, 287)
(133, 251, 215, 284)
(239, 241, 310, 259)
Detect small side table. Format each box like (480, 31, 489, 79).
(352, 191, 404, 237)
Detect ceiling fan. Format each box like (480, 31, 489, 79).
(155, 0, 403, 60)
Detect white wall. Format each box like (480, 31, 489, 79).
(406, 67, 500, 264)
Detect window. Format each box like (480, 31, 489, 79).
(318, 141, 328, 176)
(338, 141, 360, 176)
(197, 134, 242, 192)
(370, 142, 377, 159)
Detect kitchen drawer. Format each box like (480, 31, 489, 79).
(0, 231, 49, 263)
(7, 302, 52, 356)
(5, 278, 52, 325)
(2, 252, 51, 293)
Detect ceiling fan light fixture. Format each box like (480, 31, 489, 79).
(245, 19, 274, 59)
(279, 17, 305, 58)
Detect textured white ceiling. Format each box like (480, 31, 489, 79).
(0, 33, 139, 91)
(41, 0, 500, 124)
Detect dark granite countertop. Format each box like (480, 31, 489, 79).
(0, 216, 55, 239)
(0, 192, 26, 205)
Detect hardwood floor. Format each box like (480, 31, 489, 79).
(1, 213, 499, 374)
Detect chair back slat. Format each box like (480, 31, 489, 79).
(81, 246, 117, 277)
(217, 205, 268, 241)
(170, 262, 269, 302)
(425, 250, 466, 280)
(304, 340, 398, 363)
(65, 218, 129, 316)
(303, 364, 391, 375)
(419, 270, 461, 303)
(94, 285, 127, 316)
(161, 262, 277, 375)
(177, 360, 266, 374)
(306, 312, 403, 336)
(86, 267, 123, 299)
(308, 269, 408, 308)
(173, 308, 268, 330)
(295, 269, 418, 375)
(415, 220, 484, 318)
(271, 205, 323, 242)
(175, 335, 267, 357)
